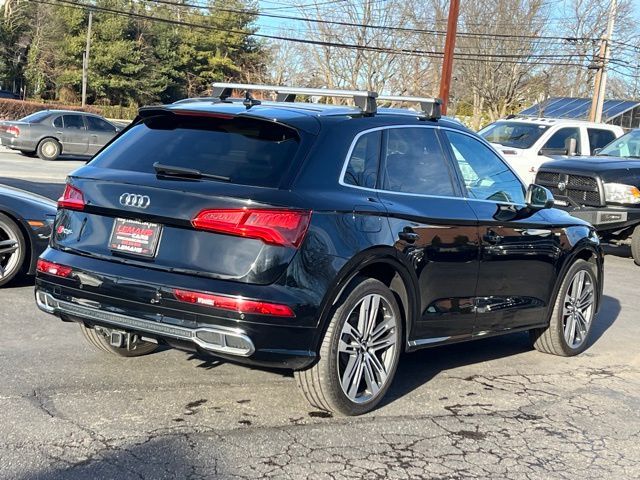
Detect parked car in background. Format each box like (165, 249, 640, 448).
(479, 118, 624, 186)
(36, 83, 603, 415)
(536, 128, 640, 265)
(0, 90, 20, 99)
(0, 110, 121, 160)
(0, 184, 56, 287)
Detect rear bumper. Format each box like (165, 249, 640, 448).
(1, 136, 34, 150)
(566, 206, 640, 232)
(34, 249, 323, 370)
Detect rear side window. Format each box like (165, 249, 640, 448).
(382, 128, 456, 196)
(344, 131, 381, 189)
(90, 114, 300, 188)
(587, 128, 616, 151)
(62, 114, 86, 130)
(53, 116, 63, 128)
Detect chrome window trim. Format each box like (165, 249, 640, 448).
(338, 124, 527, 208)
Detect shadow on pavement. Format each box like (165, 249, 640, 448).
(0, 177, 64, 200)
(22, 435, 211, 480)
(385, 294, 621, 406)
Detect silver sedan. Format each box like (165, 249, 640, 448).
(0, 110, 122, 160)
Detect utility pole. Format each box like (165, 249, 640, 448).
(439, 0, 460, 116)
(589, 0, 617, 123)
(81, 10, 93, 107)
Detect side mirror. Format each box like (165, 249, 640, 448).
(592, 147, 602, 155)
(564, 137, 577, 156)
(526, 184, 554, 210)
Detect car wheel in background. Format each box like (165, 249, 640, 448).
(631, 225, 640, 266)
(36, 138, 61, 161)
(80, 324, 158, 357)
(295, 277, 402, 416)
(0, 212, 26, 287)
(530, 259, 598, 356)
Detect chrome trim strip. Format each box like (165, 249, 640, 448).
(407, 336, 451, 347)
(36, 291, 255, 357)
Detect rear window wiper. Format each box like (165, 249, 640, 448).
(153, 162, 231, 182)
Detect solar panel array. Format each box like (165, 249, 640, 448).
(519, 97, 640, 122)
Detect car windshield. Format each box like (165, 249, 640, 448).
(598, 129, 640, 158)
(19, 111, 52, 123)
(479, 121, 549, 149)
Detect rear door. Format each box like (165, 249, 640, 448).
(442, 129, 559, 334)
(374, 126, 480, 344)
(52, 112, 310, 285)
(85, 116, 117, 155)
(60, 114, 90, 155)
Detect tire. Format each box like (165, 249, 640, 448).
(36, 138, 61, 161)
(295, 277, 403, 416)
(530, 259, 598, 356)
(80, 324, 158, 357)
(631, 225, 640, 266)
(0, 212, 26, 287)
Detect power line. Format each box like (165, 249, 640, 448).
(141, 0, 601, 44)
(30, 0, 594, 69)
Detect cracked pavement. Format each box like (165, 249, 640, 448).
(0, 149, 638, 479)
(2, 255, 638, 479)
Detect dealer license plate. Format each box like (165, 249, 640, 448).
(109, 218, 162, 258)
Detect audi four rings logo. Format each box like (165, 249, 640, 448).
(119, 193, 151, 209)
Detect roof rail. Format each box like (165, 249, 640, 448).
(211, 82, 378, 115)
(377, 95, 442, 120)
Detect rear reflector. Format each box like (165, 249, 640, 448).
(192, 209, 311, 248)
(36, 259, 72, 277)
(174, 289, 295, 317)
(58, 184, 85, 211)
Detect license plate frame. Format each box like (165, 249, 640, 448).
(109, 218, 162, 258)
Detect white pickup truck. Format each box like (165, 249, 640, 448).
(478, 118, 624, 185)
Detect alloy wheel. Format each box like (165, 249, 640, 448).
(562, 269, 595, 349)
(0, 218, 20, 280)
(337, 293, 398, 403)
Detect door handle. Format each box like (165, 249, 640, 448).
(483, 230, 503, 244)
(398, 229, 419, 243)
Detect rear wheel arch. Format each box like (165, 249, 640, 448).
(36, 136, 62, 160)
(313, 247, 419, 355)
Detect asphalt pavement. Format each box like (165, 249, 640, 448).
(1, 147, 639, 479)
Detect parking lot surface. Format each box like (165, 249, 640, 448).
(1, 147, 639, 479)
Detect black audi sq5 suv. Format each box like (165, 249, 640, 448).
(36, 83, 603, 415)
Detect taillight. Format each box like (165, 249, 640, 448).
(58, 184, 85, 211)
(174, 289, 295, 317)
(36, 259, 72, 277)
(6, 126, 20, 136)
(192, 209, 311, 248)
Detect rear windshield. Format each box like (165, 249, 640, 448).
(20, 111, 52, 123)
(90, 114, 301, 187)
(479, 121, 549, 149)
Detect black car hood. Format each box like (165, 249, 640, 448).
(0, 183, 57, 209)
(540, 156, 640, 185)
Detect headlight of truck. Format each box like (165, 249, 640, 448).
(603, 183, 640, 204)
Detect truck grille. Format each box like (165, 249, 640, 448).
(535, 172, 603, 207)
